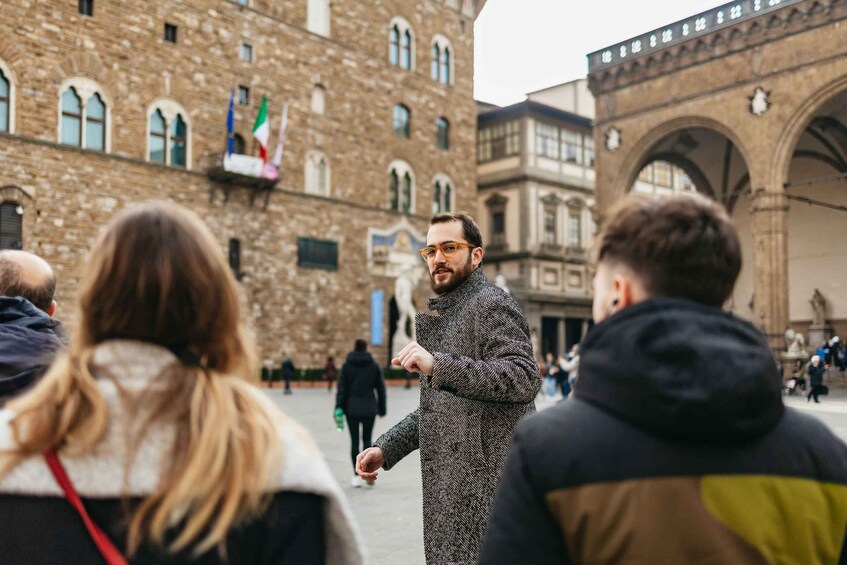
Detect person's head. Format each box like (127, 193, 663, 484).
(545, 352, 554, 362)
(0, 250, 58, 317)
(327, 355, 334, 363)
(5, 202, 279, 557)
(422, 212, 484, 295)
(812, 355, 821, 366)
(354, 338, 367, 352)
(592, 192, 741, 323)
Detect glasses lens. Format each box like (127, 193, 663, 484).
(421, 247, 436, 260)
(442, 243, 458, 257)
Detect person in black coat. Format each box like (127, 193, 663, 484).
(807, 354, 826, 403)
(281, 355, 295, 395)
(335, 339, 386, 488)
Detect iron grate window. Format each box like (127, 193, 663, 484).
(297, 237, 338, 270)
(164, 23, 177, 43)
(0, 203, 22, 250)
(78, 0, 93, 16)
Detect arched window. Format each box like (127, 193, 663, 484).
(436, 117, 449, 150)
(304, 151, 330, 196)
(433, 174, 453, 214)
(0, 68, 9, 133)
(401, 30, 412, 69)
(0, 202, 22, 250)
(389, 18, 414, 70)
(389, 25, 400, 66)
(311, 85, 326, 115)
(232, 134, 246, 154)
(393, 104, 410, 138)
(433, 181, 442, 215)
(388, 160, 415, 213)
(59, 78, 110, 150)
(402, 172, 412, 213)
(60, 87, 82, 146)
(307, 0, 331, 37)
(149, 110, 166, 163)
(85, 93, 105, 151)
(431, 35, 454, 85)
(431, 44, 440, 80)
(170, 115, 187, 167)
(147, 100, 191, 168)
(389, 169, 399, 211)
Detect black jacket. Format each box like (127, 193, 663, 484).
(0, 296, 65, 402)
(481, 299, 847, 564)
(808, 362, 826, 387)
(335, 351, 386, 418)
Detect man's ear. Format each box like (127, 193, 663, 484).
(47, 300, 57, 318)
(612, 273, 636, 310)
(472, 246, 484, 268)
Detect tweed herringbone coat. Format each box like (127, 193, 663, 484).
(374, 268, 540, 565)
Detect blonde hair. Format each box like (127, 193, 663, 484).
(3, 202, 281, 556)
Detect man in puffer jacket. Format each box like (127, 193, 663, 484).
(481, 193, 847, 564)
(0, 251, 66, 404)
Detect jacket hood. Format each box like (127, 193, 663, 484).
(0, 297, 65, 396)
(345, 351, 375, 367)
(576, 299, 783, 443)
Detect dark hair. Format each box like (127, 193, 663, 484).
(354, 338, 367, 352)
(595, 192, 741, 307)
(0, 257, 57, 312)
(430, 212, 483, 248)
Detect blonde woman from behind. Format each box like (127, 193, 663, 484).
(0, 202, 363, 565)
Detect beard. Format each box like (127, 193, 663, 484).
(429, 254, 474, 295)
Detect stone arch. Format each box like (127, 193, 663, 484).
(51, 52, 116, 100)
(640, 152, 716, 198)
(0, 184, 33, 203)
(774, 74, 847, 187)
(614, 116, 753, 202)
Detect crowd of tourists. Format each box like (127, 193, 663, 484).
(0, 194, 844, 564)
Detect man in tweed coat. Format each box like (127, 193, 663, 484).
(357, 212, 541, 564)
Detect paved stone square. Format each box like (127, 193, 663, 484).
(265, 386, 847, 564)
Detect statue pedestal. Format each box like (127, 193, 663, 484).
(809, 325, 833, 349)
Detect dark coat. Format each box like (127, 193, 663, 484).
(808, 362, 826, 387)
(481, 299, 847, 564)
(281, 358, 295, 381)
(335, 351, 386, 417)
(0, 296, 65, 402)
(374, 268, 540, 564)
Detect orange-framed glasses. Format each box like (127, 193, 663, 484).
(419, 241, 476, 262)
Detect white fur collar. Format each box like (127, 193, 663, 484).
(0, 340, 364, 565)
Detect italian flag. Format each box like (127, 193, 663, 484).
(252, 96, 270, 162)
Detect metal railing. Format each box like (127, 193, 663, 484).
(587, 0, 804, 73)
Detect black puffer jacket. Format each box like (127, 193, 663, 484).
(335, 351, 386, 417)
(0, 296, 65, 402)
(481, 299, 847, 564)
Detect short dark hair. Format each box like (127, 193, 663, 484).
(595, 192, 741, 307)
(0, 257, 57, 312)
(430, 212, 483, 248)
(354, 338, 367, 352)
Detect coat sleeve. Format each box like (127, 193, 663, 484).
(479, 428, 570, 565)
(335, 365, 347, 411)
(373, 407, 419, 470)
(429, 297, 541, 404)
(375, 365, 387, 417)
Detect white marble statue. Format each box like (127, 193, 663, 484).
(494, 274, 511, 295)
(784, 328, 808, 356)
(392, 269, 417, 358)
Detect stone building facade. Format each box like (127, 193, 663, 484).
(0, 0, 486, 367)
(476, 80, 696, 358)
(589, 0, 847, 348)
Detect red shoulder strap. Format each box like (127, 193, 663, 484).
(43, 449, 129, 565)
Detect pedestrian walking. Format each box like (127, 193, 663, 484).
(281, 354, 295, 395)
(807, 354, 826, 403)
(336, 339, 386, 488)
(356, 212, 540, 565)
(324, 355, 338, 392)
(481, 193, 847, 564)
(0, 202, 363, 565)
(543, 352, 559, 399)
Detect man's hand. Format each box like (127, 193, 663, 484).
(391, 341, 435, 375)
(356, 446, 385, 483)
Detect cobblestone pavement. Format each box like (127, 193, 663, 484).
(265, 385, 847, 564)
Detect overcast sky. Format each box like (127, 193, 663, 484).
(474, 0, 725, 106)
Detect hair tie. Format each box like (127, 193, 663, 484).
(169, 346, 202, 368)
